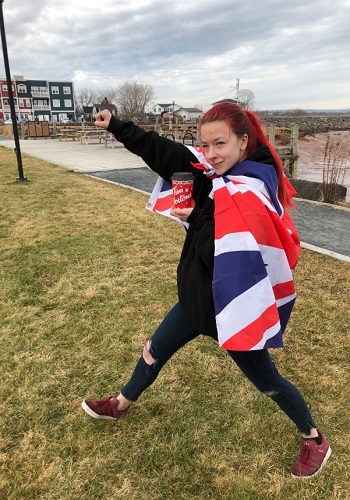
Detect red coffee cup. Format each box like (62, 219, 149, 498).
(171, 172, 194, 208)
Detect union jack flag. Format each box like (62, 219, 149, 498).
(146, 147, 300, 350)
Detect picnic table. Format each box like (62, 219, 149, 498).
(56, 127, 117, 147)
(79, 129, 117, 147)
(79, 129, 106, 145)
(57, 128, 80, 141)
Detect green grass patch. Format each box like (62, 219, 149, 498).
(1, 146, 349, 498)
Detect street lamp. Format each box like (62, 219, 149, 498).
(0, 0, 27, 182)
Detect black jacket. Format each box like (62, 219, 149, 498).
(107, 116, 275, 339)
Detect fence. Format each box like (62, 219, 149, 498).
(159, 121, 299, 178)
(1, 119, 299, 179)
(263, 123, 299, 178)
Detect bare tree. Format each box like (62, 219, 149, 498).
(74, 87, 99, 117)
(238, 89, 255, 110)
(95, 88, 118, 105)
(116, 82, 156, 114)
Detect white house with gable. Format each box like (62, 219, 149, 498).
(177, 107, 202, 120)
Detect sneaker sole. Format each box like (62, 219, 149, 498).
(291, 446, 332, 479)
(81, 401, 120, 420)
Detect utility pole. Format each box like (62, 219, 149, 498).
(236, 78, 240, 103)
(0, 0, 27, 182)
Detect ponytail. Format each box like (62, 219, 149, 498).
(244, 110, 292, 207)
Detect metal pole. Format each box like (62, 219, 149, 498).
(0, 0, 27, 182)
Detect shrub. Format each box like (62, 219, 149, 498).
(322, 135, 349, 203)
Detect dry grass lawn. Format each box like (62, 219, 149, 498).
(0, 147, 349, 499)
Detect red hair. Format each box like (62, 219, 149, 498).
(200, 103, 292, 207)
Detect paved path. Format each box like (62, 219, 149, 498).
(1, 137, 349, 262)
(0, 136, 146, 171)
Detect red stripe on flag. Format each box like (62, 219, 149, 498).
(234, 192, 284, 249)
(153, 193, 173, 212)
(272, 280, 295, 300)
(214, 188, 248, 238)
(221, 302, 279, 350)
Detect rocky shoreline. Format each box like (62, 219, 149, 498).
(260, 114, 350, 136)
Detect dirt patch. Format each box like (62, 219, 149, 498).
(297, 131, 350, 201)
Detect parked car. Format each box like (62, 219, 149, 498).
(146, 115, 158, 122)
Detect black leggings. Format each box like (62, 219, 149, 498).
(121, 302, 316, 435)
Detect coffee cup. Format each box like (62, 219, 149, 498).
(171, 172, 194, 208)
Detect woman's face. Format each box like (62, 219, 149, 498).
(200, 120, 248, 176)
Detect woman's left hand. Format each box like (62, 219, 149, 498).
(170, 207, 193, 222)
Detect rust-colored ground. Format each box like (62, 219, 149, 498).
(297, 131, 350, 200)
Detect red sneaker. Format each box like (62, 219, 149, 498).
(291, 430, 331, 478)
(82, 396, 130, 420)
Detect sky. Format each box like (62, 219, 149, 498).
(1, 0, 349, 111)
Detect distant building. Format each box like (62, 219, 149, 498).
(212, 98, 238, 105)
(0, 75, 75, 122)
(91, 99, 117, 118)
(82, 106, 94, 121)
(178, 107, 202, 120)
(150, 102, 181, 116)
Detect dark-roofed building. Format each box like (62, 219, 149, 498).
(92, 99, 117, 118)
(212, 98, 238, 105)
(0, 75, 75, 122)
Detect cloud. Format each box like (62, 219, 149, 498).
(1, 0, 349, 109)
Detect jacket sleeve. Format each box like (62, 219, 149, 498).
(107, 115, 196, 184)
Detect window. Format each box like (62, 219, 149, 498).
(51, 86, 59, 94)
(31, 86, 38, 92)
(64, 99, 72, 107)
(3, 96, 18, 105)
(17, 84, 27, 93)
(63, 86, 71, 94)
(26, 99, 31, 106)
(39, 86, 47, 93)
(52, 99, 60, 107)
(19, 99, 24, 107)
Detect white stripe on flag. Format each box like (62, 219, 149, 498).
(225, 176, 281, 214)
(146, 176, 167, 211)
(258, 244, 293, 286)
(215, 275, 277, 345)
(276, 293, 296, 308)
(251, 322, 282, 350)
(215, 231, 259, 256)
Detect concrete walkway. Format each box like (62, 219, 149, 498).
(0, 136, 146, 171)
(1, 136, 349, 262)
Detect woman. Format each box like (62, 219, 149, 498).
(82, 103, 331, 478)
